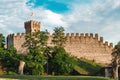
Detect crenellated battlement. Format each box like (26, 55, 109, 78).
(7, 34, 14, 38)
(7, 32, 26, 52)
(8, 32, 113, 51)
(14, 33, 25, 38)
(24, 20, 40, 33)
(48, 33, 113, 48)
(24, 20, 40, 27)
(8, 33, 25, 40)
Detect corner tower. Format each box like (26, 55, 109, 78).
(24, 20, 40, 33)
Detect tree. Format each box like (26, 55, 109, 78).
(50, 26, 67, 57)
(6, 46, 19, 74)
(48, 27, 74, 75)
(50, 47, 74, 75)
(0, 46, 19, 74)
(52, 26, 66, 47)
(23, 30, 49, 75)
(0, 33, 6, 59)
(26, 47, 47, 75)
(0, 34, 19, 74)
(44, 46, 54, 74)
(0, 33, 5, 48)
(112, 41, 120, 80)
(25, 31, 48, 49)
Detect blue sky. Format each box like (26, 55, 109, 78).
(27, 0, 69, 13)
(0, 0, 120, 45)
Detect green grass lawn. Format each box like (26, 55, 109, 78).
(73, 58, 104, 75)
(0, 75, 113, 80)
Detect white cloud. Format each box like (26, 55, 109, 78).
(0, 0, 29, 35)
(0, 0, 120, 45)
(112, 0, 120, 9)
(61, 0, 120, 45)
(0, 0, 66, 36)
(26, 7, 68, 32)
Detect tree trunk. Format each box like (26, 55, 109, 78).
(113, 59, 119, 80)
(18, 61, 25, 75)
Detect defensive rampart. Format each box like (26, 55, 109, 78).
(7, 33, 27, 54)
(47, 33, 113, 65)
(7, 20, 113, 66)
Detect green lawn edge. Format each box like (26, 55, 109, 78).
(0, 75, 113, 80)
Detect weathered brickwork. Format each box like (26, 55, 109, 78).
(7, 20, 113, 66)
(7, 33, 27, 54)
(24, 20, 40, 33)
(64, 33, 113, 65)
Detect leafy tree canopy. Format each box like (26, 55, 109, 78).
(112, 41, 120, 62)
(50, 47, 74, 75)
(112, 41, 120, 80)
(25, 30, 49, 49)
(52, 26, 66, 47)
(23, 30, 49, 75)
(0, 33, 5, 48)
(0, 46, 19, 74)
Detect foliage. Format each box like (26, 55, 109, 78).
(52, 27, 66, 47)
(46, 27, 75, 75)
(24, 31, 48, 49)
(25, 47, 47, 75)
(0, 34, 19, 74)
(112, 41, 120, 63)
(24, 31, 49, 75)
(50, 47, 75, 75)
(112, 41, 120, 80)
(112, 41, 120, 70)
(0, 33, 5, 48)
(0, 46, 19, 74)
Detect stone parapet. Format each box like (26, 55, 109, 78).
(48, 33, 113, 49)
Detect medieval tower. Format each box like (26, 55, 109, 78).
(7, 20, 113, 66)
(24, 20, 40, 33)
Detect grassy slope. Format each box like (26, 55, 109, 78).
(0, 58, 112, 80)
(0, 75, 112, 80)
(74, 58, 103, 75)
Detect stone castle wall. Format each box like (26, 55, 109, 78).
(7, 20, 113, 66)
(47, 33, 113, 65)
(7, 33, 27, 55)
(66, 33, 112, 65)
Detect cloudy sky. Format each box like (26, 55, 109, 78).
(0, 0, 120, 45)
